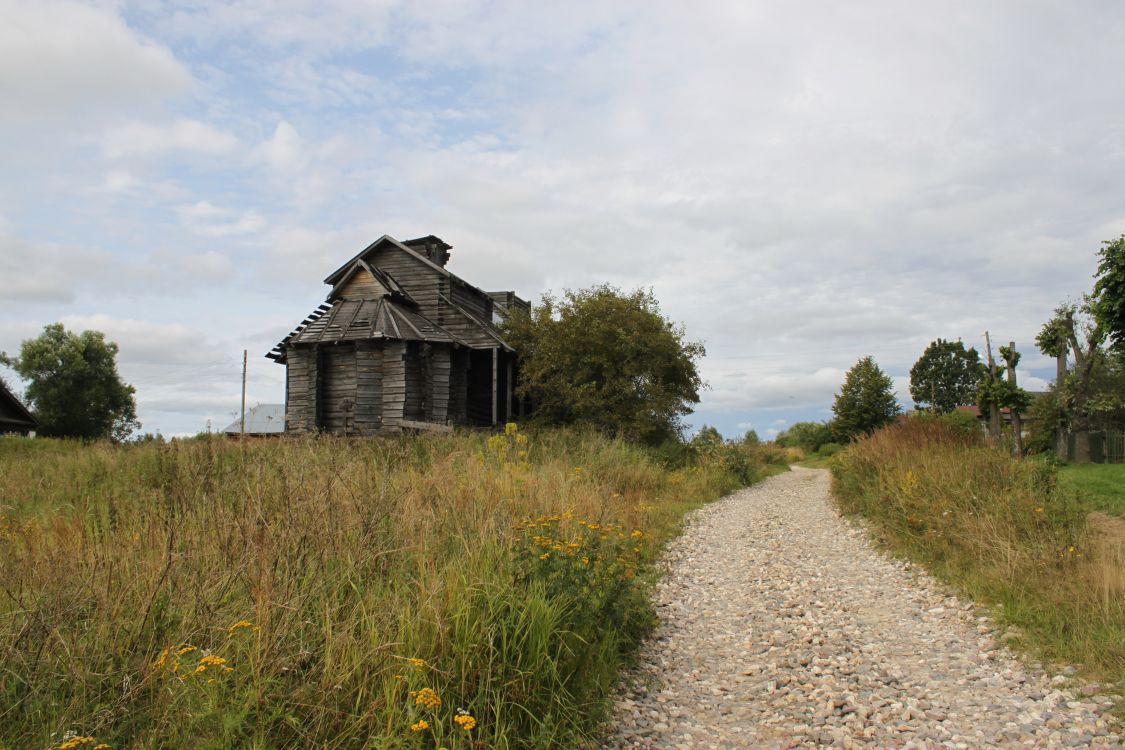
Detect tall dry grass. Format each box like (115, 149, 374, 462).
(832, 419, 1125, 687)
(0, 428, 782, 749)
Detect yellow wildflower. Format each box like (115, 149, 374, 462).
(93, 745, 110, 750)
(409, 719, 430, 732)
(415, 687, 441, 710)
(58, 738, 96, 750)
(407, 657, 426, 669)
(631, 530, 644, 538)
(194, 654, 229, 674)
(227, 619, 257, 636)
(176, 646, 196, 656)
(152, 646, 171, 670)
(454, 712, 477, 731)
(1034, 507, 1044, 513)
(504, 422, 518, 435)
(539, 552, 550, 560)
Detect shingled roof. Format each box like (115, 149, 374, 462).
(0, 380, 37, 434)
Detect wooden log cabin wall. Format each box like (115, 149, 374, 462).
(268, 235, 529, 435)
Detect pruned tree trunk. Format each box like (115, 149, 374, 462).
(1074, 428, 1092, 464)
(984, 332, 1001, 446)
(1005, 341, 1024, 457)
(1064, 312, 1101, 464)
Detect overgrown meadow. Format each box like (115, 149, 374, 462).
(0, 428, 784, 749)
(831, 420, 1125, 690)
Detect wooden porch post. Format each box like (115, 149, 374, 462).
(506, 356, 513, 423)
(491, 347, 498, 426)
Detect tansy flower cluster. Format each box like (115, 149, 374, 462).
(195, 654, 231, 674)
(414, 687, 441, 710)
(57, 737, 110, 750)
(454, 710, 477, 731)
(227, 619, 258, 637)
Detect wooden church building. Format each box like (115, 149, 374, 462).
(268, 235, 529, 435)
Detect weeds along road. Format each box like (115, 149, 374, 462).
(603, 467, 1121, 749)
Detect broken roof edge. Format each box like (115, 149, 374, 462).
(438, 292, 515, 352)
(0, 380, 38, 427)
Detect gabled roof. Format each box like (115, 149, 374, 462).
(324, 235, 449, 285)
(322, 234, 496, 301)
(0, 380, 37, 430)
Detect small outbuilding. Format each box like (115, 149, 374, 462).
(268, 235, 528, 435)
(0, 381, 38, 436)
(221, 404, 286, 437)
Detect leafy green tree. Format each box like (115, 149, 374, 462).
(1037, 234, 1125, 460)
(1037, 304, 1104, 462)
(741, 429, 760, 446)
(775, 421, 834, 452)
(504, 285, 704, 444)
(692, 424, 724, 447)
(908, 338, 983, 413)
(832, 356, 901, 440)
(1092, 234, 1125, 354)
(1, 323, 139, 440)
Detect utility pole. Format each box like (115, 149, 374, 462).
(240, 349, 248, 439)
(984, 332, 1001, 445)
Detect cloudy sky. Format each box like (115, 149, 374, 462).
(2, 1, 1123, 439)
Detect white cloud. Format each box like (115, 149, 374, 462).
(257, 121, 305, 173)
(0, 234, 121, 304)
(175, 201, 266, 237)
(0, 0, 190, 123)
(104, 119, 239, 158)
(4, 0, 1124, 436)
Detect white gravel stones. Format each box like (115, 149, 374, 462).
(603, 467, 1122, 749)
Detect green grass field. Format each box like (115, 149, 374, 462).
(1059, 463, 1125, 517)
(0, 428, 784, 749)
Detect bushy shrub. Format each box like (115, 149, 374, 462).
(816, 442, 843, 458)
(910, 407, 982, 438)
(775, 421, 835, 453)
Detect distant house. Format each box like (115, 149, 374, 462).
(268, 235, 528, 435)
(0, 381, 37, 436)
(221, 404, 285, 437)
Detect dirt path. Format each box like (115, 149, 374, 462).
(603, 467, 1121, 749)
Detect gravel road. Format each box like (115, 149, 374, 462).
(603, 467, 1122, 749)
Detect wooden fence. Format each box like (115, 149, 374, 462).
(1065, 429, 1125, 463)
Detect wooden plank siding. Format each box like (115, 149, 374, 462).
(403, 341, 424, 421)
(284, 345, 318, 432)
(382, 341, 407, 429)
(368, 246, 442, 310)
(320, 344, 357, 434)
(448, 347, 469, 424)
(354, 341, 383, 432)
(430, 345, 451, 423)
(337, 270, 387, 300)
